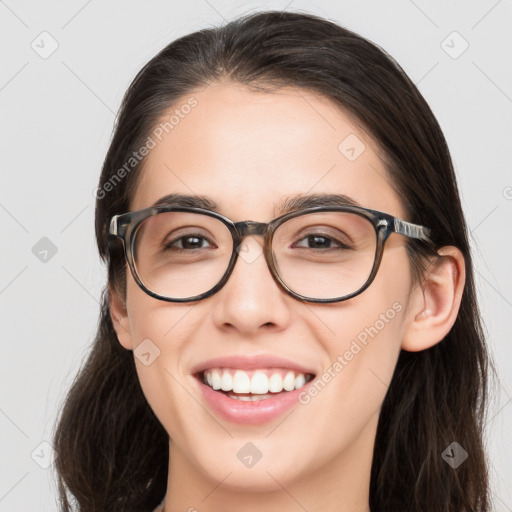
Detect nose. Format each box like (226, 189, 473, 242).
(210, 233, 293, 336)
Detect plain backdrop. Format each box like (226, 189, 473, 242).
(1, 1, 511, 510)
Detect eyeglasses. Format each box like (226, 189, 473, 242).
(108, 205, 432, 304)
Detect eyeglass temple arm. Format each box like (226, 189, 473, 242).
(108, 213, 133, 238)
(109, 215, 119, 236)
(393, 218, 432, 242)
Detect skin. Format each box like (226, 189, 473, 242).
(110, 80, 465, 512)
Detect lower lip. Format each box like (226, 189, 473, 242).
(195, 375, 314, 425)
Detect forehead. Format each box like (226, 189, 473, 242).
(129, 82, 404, 221)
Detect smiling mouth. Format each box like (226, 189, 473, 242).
(196, 368, 316, 401)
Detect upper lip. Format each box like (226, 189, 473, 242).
(190, 354, 317, 376)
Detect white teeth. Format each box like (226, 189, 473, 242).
(202, 368, 311, 394)
(232, 370, 251, 393)
(211, 369, 221, 390)
(250, 371, 269, 394)
(294, 373, 306, 389)
(221, 372, 233, 392)
(282, 371, 295, 391)
(268, 373, 283, 393)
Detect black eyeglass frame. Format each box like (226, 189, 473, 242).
(108, 204, 432, 304)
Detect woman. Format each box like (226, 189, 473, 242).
(53, 10, 492, 512)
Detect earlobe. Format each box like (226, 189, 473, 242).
(109, 286, 134, 351)
(401, 246, 465, 352)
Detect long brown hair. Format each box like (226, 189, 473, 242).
(52, 10, 493, 511)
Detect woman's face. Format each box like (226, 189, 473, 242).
(115, 82, 418, 497)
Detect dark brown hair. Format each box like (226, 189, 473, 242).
(52, 10, 493, 511)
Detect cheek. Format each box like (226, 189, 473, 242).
(302, 246, 412, 437)
(125, 271, 200, 345)
(124, 277, 193, 431)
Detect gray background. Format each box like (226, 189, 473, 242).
(1, 1, 511, 510)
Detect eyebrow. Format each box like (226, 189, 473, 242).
(151, 192, 362, 216)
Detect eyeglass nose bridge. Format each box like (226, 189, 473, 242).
(227, 219, 287, 296)
(233, 220, 269, 238)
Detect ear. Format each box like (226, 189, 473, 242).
(401, 246, 465, 352)
(109, 285, 134, 351)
